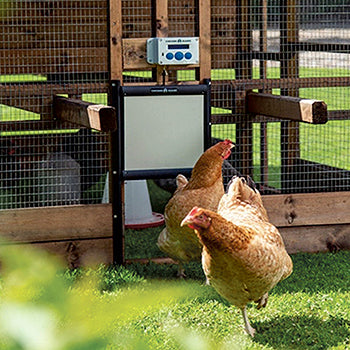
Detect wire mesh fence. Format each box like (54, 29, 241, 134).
(0, 0, 349, 210)
(0, 0, 109, 209)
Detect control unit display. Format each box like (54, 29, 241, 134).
(147, 37, 199, 65)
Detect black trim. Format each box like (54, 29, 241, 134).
(121, 83, 210, 96)
(110, 80, 124, 265)
(123, 168, 193, 180)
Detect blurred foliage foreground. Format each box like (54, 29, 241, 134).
(0, 244, 207, 350)
(1, 243, 349, 350)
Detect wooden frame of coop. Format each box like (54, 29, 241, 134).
(0, 0, 349, 267)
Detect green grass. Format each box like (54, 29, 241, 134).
(0, 235, 349, 350)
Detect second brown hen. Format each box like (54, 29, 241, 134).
(181, 176, 293, 336)
(157, 139, 234, 277)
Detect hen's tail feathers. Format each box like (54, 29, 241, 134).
(176, 174, 188, 190)
(225, 175, 257, 194)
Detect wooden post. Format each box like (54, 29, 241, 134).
(198, 0, 211, 82)
(109, 0, 123, 83)
(259, 0, 269, 186)
(153, 0, 169, 84)
(280, 0, 300, 193)
(235, 0, 253, 177)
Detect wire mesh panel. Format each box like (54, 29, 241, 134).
(1, 0, 350, 211)
(210, 0, 350, 194)
(0, 0, 109, 209)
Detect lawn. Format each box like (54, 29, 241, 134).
(0, 232, 349, 350)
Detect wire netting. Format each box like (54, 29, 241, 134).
(0, 0, 109, 208)
(0, 0, 349, 210)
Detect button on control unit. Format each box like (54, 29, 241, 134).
(147, 37, 199, 65)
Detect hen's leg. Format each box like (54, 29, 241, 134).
(256, 292, 268, 309)
(177, 262, 186, 279)
(241, 307, 256, 337)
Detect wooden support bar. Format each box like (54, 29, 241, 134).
(280, 0, 300, 193)
(198, 0, 211, 82)
(109, 0, 123, 82)
(263, 191, 350, 227)
(247, 92, 328, 124)
(0, 48, 107, 75)
(0, 204, 112, 243)
(53, 96, 117, 132)
(229, 76, 350, 90)
(0, 193, 349, 266)
(154, 0, 169, 84)
(235, 0, 253, 177)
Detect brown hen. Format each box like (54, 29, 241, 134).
(181, 176, 293, 336)
(157, 139, 234, 277)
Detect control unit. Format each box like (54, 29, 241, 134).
(147, 37, 199, 65)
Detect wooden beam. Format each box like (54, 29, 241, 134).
(0, 48, 107, 75)
(155, 0, 169, 84)
(109, 0, 123, 82)
(262, 191, 350, 227)
(247, 92, 328, 124)
(279, 224, 350, 254)
(0, 204, 112, 243)
(0, 192, 349, 265)
(229, 76, 350, 90)
(53, 96, 117, 132)
(198, 0, 211, 82)
(23, 238, 113, 268)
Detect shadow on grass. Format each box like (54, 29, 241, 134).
(253, 315, 350, 350)
(126, 261, 206, 281)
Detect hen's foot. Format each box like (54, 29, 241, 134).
(256, 292, 268, 309)
(242, 307, 256, 337)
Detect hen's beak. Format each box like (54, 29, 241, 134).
(180, 214, 193, 227)
(181, 206, 200, 227)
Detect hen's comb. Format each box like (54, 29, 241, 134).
(223, 139, 234, 146)
(188, 206, 201, 217)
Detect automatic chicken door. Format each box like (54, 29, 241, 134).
(119, 82, 211, 179)
(110, 81, 211, 263)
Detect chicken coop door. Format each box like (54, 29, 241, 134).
(120, 83, 211, 179)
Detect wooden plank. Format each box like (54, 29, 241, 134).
(53, 96, 117, 132)
(0, 204, 112, 243)
(262, 191, 350, 227)
(20, 238, 114, 268)
(235, 0, 253, 177)
(109, 0, 123, 81)
(280, 0, 300, 192)
(247, 92, 328, 124)
(279, 224, 350, 254)
(198, 0, 211, 81)
(0, 83, 109, 99)
(229, 77, 350, 90)
(0, 48, 107, 75)
(0, 25, 107, 50)
(155, 0, 169, 84)
(123, 38, 154, 70)
(211, 0, 236, 69)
